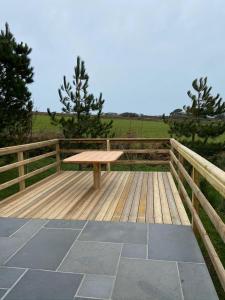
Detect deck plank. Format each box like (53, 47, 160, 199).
(0, 171, 190, 225)
(137, 172, 148, 223)
(42, 172, 92, 219)
(162, 173, 181, 225)
(167, 172, 190, 225)
(153, 172, 163, 223)
(0, 172, 74, 217)
(158, 172, 172, 224)
(129, 172, 144, 222)
(96, 172, 127, 221)
(78, 172, 117, 220)
(120, 172, 139, 222)
(146, 173, 154, 223)
(103, 172, 130, 221)
(17, 172, 83, 218)
(111, 172, 135, 222)
(64, 172, 111, 220)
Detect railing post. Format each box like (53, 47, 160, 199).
(106, 139, 111, 172)
(17, 151, 25, 190)
(192, 167, 200, 234)
(56, 141, 61, 172)
(178, 153, 184, 199)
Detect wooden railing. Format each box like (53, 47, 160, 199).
(0, 137, 224, 291)
(0, 139, 60, 193)
(60, 138, 170, 171)
(170, 138, 225, 291)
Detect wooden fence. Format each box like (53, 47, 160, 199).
(0, 139, 60, 193)
(60, 138, 170, 170)
(170, 138, 225, 291)
(0, 137, 224, 291)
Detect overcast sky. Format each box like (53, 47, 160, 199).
(1, 0, 225, 114)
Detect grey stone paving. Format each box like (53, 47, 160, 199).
(0, 267, 24, 289)
(121, 243, 147, 259)
(59, 241, 122, 275)
(112, 258, 182, 300)
(0, 290, 6, 299)
(0, 218, 218, 300)
(148, 224, 204, 263)
(45, 220, 86, 230)
(77, 274, 115, 299)
(3, 269, 83, 300)
(6, 228, 80, 270)
(78, 221, 147, 244)
(0, 218, 28, 237)
(178, 262, 219, 300)
(0, 220, 46, 265)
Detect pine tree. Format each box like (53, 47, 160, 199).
(48, 56, 113, 138)
(164, 77, 225, 143)
(0, 23, 34, 145)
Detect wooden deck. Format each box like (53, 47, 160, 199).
(0, 171, 190, 225)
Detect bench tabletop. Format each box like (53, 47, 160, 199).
(63, 151, 123, 163)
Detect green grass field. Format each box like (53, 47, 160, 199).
(33, 114, 225, 143)
(32, 114, 170, 138)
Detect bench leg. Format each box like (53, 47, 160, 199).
(93, 163, 101, 189)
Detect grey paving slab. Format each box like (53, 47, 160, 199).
(12, 219, 46, 242)
(59, 241, 122, 275)
(148, 224, 204, 263)
(112, 257, 182, 300)
(0, 218, 28, 237)
(0, 238, 24, 265)
(0, 289, 7, 298)
(0, 220, 46, 265)
(121, 243, 147, 259)
(4, 269, 83, 300)
(0, 267, 25, 289)
(45, 220, 86, 230)
(79, 221, 147, 244)
(77, 274, 114, 299)
(178, 262, 218, 300)
(6, 228, 79, 270)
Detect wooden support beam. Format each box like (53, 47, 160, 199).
(106, 139, 111, 172)
(56, 142, 61, 172)
(17, 152, 25, 191)
(178, 152, 184, 198)
(192, 167, 200, 235)
(93, 163, 101, 189)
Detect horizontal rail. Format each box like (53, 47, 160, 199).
(60, 138, 170, 142)
(0, 139, 58, 156)
(0, 162, 58, 191)
(170, 150, 225, 243)
(170, 162, 225, 291)
(171, 138, 225, 198)
(0, 151, 57, 173)
(112, 160, 169, 165)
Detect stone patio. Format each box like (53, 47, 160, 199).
(0, 218, 218, 300)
